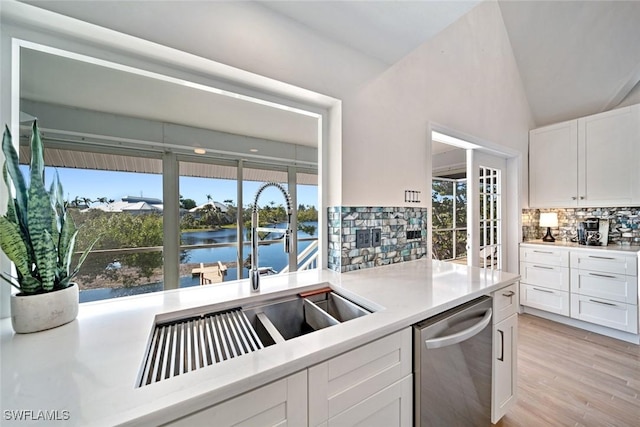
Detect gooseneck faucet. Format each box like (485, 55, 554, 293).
(250, 182, 292, 292)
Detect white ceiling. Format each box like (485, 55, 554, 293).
(18, 0, 640, 140)
(498, 0, 640, 126)
(259, 1, 482, 65)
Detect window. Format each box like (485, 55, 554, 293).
(479, 166, 501, 270)
(21, 146, 319, 302)
(432, 177, 467, 261)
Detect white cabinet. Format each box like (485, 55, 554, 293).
(529, 120, 578, 207)
(520, 243, 640, 338)
(491, 283, 518, 424)
(519, 246, 570, 315)
(165, 370, 307, 426)
(578, 106, 640, 206)
(324, 376, 412, 427)
(570, 250, 639, 334)
(529, 104, 640, 208)
(570, 294, 638, 334)
(308, 329, 412, 427)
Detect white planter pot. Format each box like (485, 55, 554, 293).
(11, 284, 79, 334)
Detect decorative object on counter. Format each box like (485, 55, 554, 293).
(0, 121, 99, 333)
(327, 206, 427, 272)
(522, 207, 640, 245)
(540, 212, 558, 242)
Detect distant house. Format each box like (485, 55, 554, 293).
(85, 196, 163, 215)
(188, 201, 229, 214)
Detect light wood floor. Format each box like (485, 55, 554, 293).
(496, 314, 640, 427)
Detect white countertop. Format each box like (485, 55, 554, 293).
(522, 239, 640, 255)
(0, 260, 519, 426)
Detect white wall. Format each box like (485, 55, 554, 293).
(342, 1, 533, 206)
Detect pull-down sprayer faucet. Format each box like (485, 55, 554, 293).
(250, 182, 292, 292)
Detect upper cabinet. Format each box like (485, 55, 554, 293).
(529, 104, 640, 208)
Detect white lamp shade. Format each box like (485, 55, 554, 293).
(539, 212, 558, 228)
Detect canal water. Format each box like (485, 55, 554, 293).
(79, 222, 318, 303)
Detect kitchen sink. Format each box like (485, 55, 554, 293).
(138, 287, 372, 387)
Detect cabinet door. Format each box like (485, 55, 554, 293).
(570, 294, 639, 334)
(520, 246, 569, 267)
(529, 120, 578, 207)
(165, 371, 307, 426)
(571, 269, 638, 304)
(520, 283, 570, 316)
(570, 251, 638, 276)
(493, 283, 518, 324)
(520, 262, 570, 292)
(308, 329, 412, 426)
(327, 375, 412, 427)
(578, 105, 640, 206)
(492, 314, 518, 424)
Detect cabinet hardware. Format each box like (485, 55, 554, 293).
(533, 265, 554, 270)
(588, 256, 615, 260)
(498, 329, 504, 362)
(580, 196, 585, 200)
(588, 299, 617, 307)
(532, 250, 553, 254)
(502, 291, 515, 298)
(572, 196, 577, 200)
(533, 287, 553, 294)
(588, 273, 617, 279)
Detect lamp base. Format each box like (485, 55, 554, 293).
(542, 227, 555, 242)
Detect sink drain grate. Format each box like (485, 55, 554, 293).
(138, 308, 264, 387)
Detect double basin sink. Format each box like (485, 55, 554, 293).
(138, 286, 371, 386)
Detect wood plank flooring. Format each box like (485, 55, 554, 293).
(496, 314, 640, 427)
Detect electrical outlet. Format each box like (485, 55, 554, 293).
(372, 228, 382, 247)
(407, 230, 421, 240)
(356, 229, 370, 248)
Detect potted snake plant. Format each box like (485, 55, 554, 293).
(1, 121, 97, 333)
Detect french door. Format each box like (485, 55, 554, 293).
(467, 151, 507, 270)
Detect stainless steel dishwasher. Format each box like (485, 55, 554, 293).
(413, 296, 493, 426)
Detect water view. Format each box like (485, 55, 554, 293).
(79, 222, 318, 303)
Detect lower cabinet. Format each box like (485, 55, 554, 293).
(570, 294, 639, 334)
(492, 283, 519, 424)
(308, 328, 412, 426)
(324, 376, 412, 427)
(492, 313, 518, 423)
(520, 283, 570, 316)
(165, 370, 307, 426)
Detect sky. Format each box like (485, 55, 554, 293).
(28, 166, 318, 207)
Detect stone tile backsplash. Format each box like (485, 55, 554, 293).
(522, 207, 640, 243)
(328, 206, 428, 273)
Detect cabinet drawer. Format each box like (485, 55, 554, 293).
(520, 247, 569, 267)
(308, 328, 412, 425)
(571, 251, 638, 276)
(571, 269, 638, 304)
(520, 262, 569, 291)
(326, 375, 412, 427)
(493, 283, 518, 324)
(570, 294, 638, 334)
(520, 283, 570, 316)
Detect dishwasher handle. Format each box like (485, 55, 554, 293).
(424, 308, 492, 349)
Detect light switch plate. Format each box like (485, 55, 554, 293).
(356, 229, 370, 248)
(371, 228, 381, 247)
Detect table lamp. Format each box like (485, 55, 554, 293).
(540, 212, 558, 242)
